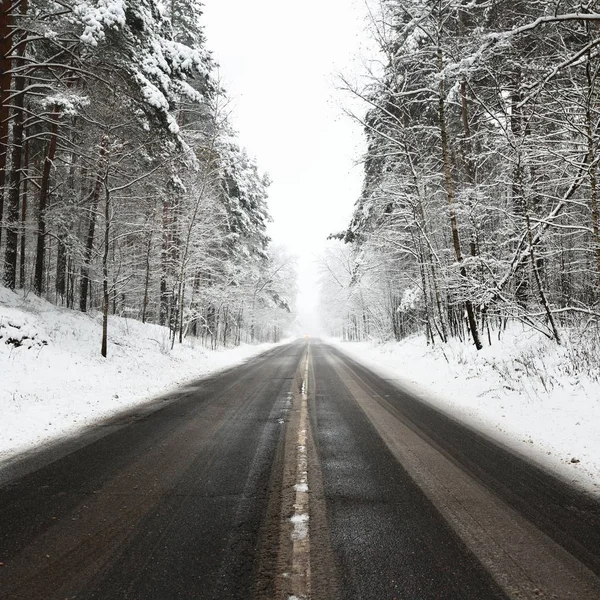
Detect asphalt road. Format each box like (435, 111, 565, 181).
(1, 338, 600, 599)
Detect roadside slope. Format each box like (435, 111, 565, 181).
(0, 286, 282, 462)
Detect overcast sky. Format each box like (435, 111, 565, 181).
(202, 0, 373, 332)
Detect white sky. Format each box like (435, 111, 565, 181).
(202, 0, 373, 332)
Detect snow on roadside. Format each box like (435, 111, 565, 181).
(330, 327, 600, 497)
(0, 286, 281, 463)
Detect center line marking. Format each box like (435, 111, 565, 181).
(289, 345, 311, 600)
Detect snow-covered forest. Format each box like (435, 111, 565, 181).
(320, 1, 600, 355)
(0, 0, 296, 357)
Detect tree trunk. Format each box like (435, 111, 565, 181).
(251, 292, 257, 343)
(418, 204, 448, 343)
(236, 307, 243, 346)
(524, 200, 561, 344)
(178, 278, 185, 344)
(459, 78, 475, 184)
(436, 43, 482, 350)
(101, 183, 110, 357)
(0, 3, 13, 251)
(80, 138, 108, 312)
(19, 137, 28, 288)
(56, 238, 67, 301)
(141, 229, 153, 323)
(160, 197, 171, 325)
(33, 105, 60, 295)
(585, 52, 600, 289)
(508, 70, 530, 308)
(222, 305, 229, 346)
(56, 153, 76, 301)
(3, 25, 27, 290)
(67, 255, 74, 309)
(418, 244, 434, 345)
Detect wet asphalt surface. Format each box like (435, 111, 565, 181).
(318, 343, 600, 580)
(0, 342, 303, 600)
(310, 342, 508, 599)
(1, 338, 599, 599)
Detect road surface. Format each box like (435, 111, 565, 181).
(1, 339, 599, 599)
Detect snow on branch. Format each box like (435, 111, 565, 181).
(74, 0, 126, 46)
(444, 12, 600, 79)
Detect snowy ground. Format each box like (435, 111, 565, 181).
(0, 286, 281, 463)
(331, 327, 600, 497)
(3, 285, 598, 499)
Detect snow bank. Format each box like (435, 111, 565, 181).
(330, 327, 600, 496)
(0, 287, 281, 463)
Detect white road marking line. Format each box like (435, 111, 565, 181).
(289, 345, 311, 600)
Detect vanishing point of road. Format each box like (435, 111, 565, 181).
(1, 339, 600, 599)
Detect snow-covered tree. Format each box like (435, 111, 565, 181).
(326, 0, 600, 347)
(0, 0, 296, 356)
